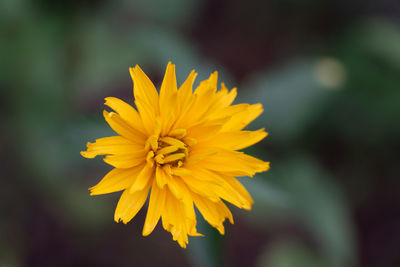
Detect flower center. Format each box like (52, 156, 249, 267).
(145, 128, 191, 168)
(154, 136, 188, 167)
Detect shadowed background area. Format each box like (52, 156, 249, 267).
(1, 0, 400, 266)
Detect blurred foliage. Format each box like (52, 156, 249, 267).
(1, 0, 400, 267)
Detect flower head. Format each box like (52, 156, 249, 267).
(81, 62, 270, 247)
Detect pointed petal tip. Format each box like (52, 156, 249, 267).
(264, 161, 271, 170)
(104, 97, 122, 107)
(191, 232, 204, 237)
(187, 70, 198, 82)
(259, 129, 269, 139)
(142, 228, 152, 236)
(242, 204, 252, 211)
(129, 65, 141, 76)
(129, 67, 135, 77)
(89, 187, 105, 196)
(114, 212, 123, 223)
(114, 215, 129, 224)
(254, 103, 264, 110)
(80, 151, 90, 158)
(102, 157, 112, 166)
(142, 219, 159, 236)
(163, 62, 176, 78)
(255, 161, 271, 174)
(216, 226, 225, 235)
(178, 241, 187, 248)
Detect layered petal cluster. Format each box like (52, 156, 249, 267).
(81, 62, 270, 247)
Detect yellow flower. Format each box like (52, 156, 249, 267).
(81, 62, 270, 247)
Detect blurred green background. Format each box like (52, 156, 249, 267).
(1, 0, 400, 266)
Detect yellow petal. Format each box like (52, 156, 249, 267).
(218, 83, 237, 108)
(145, 134, 159, 151)
(168, 128, 187, 139)
(185, 145, 218, 164)
(160, 191, 176, 230)
(160, 62, 178, 101)
(170, 167, 191, 177)
(103, 150, 146, 168)
(178, 89, 215, 128)
(163, 153, 185, 163)
(159, 62, 178, 135)
(203, 84, 237, 117)
(183, 166, 251, 208)
(180, 175, 220, 202)
(104, 97, 146, 135)
(159, 136, 186, 148)
(130, 65, 159, 115)
(130, 65, 159, 134)
(162, 192, 188, 247)
(207, 129, 268, 150)
(223, 176, 254, 206)
(161, 190, 201, 248)
(210, 180, 252, 210)
(220, 103, 263, 132)
(89, 166, 143, 195)
(175, 72, 220, 129)
(155, 166, 169, 188)
(207, 103, 249, 121)
(182, 168, 247, 207)
(183, 163, 222, 184)
(129, 164, 154, 193)
(103, 111, 146, 144)
(173, 94, 195, 129)
(161, 110, 177, 137)
(166, 175, 185, 201)
(179, 72, 224, 127)
(192, 193, 233, 234)
(177, 70, 197, 113)
(194, 71, 218, 95)
(197, 149, 270, 177)
(180, 197, 202, 237)
(114, 184, 151, 223)
(143, 180, 168, 236)
(156, 145, 179, 155)
(80, 136, 142, 159)
(186, 123, 221, 142)
(135, 97, 157, 135)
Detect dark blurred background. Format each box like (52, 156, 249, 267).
(1, 0, 400, 266)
